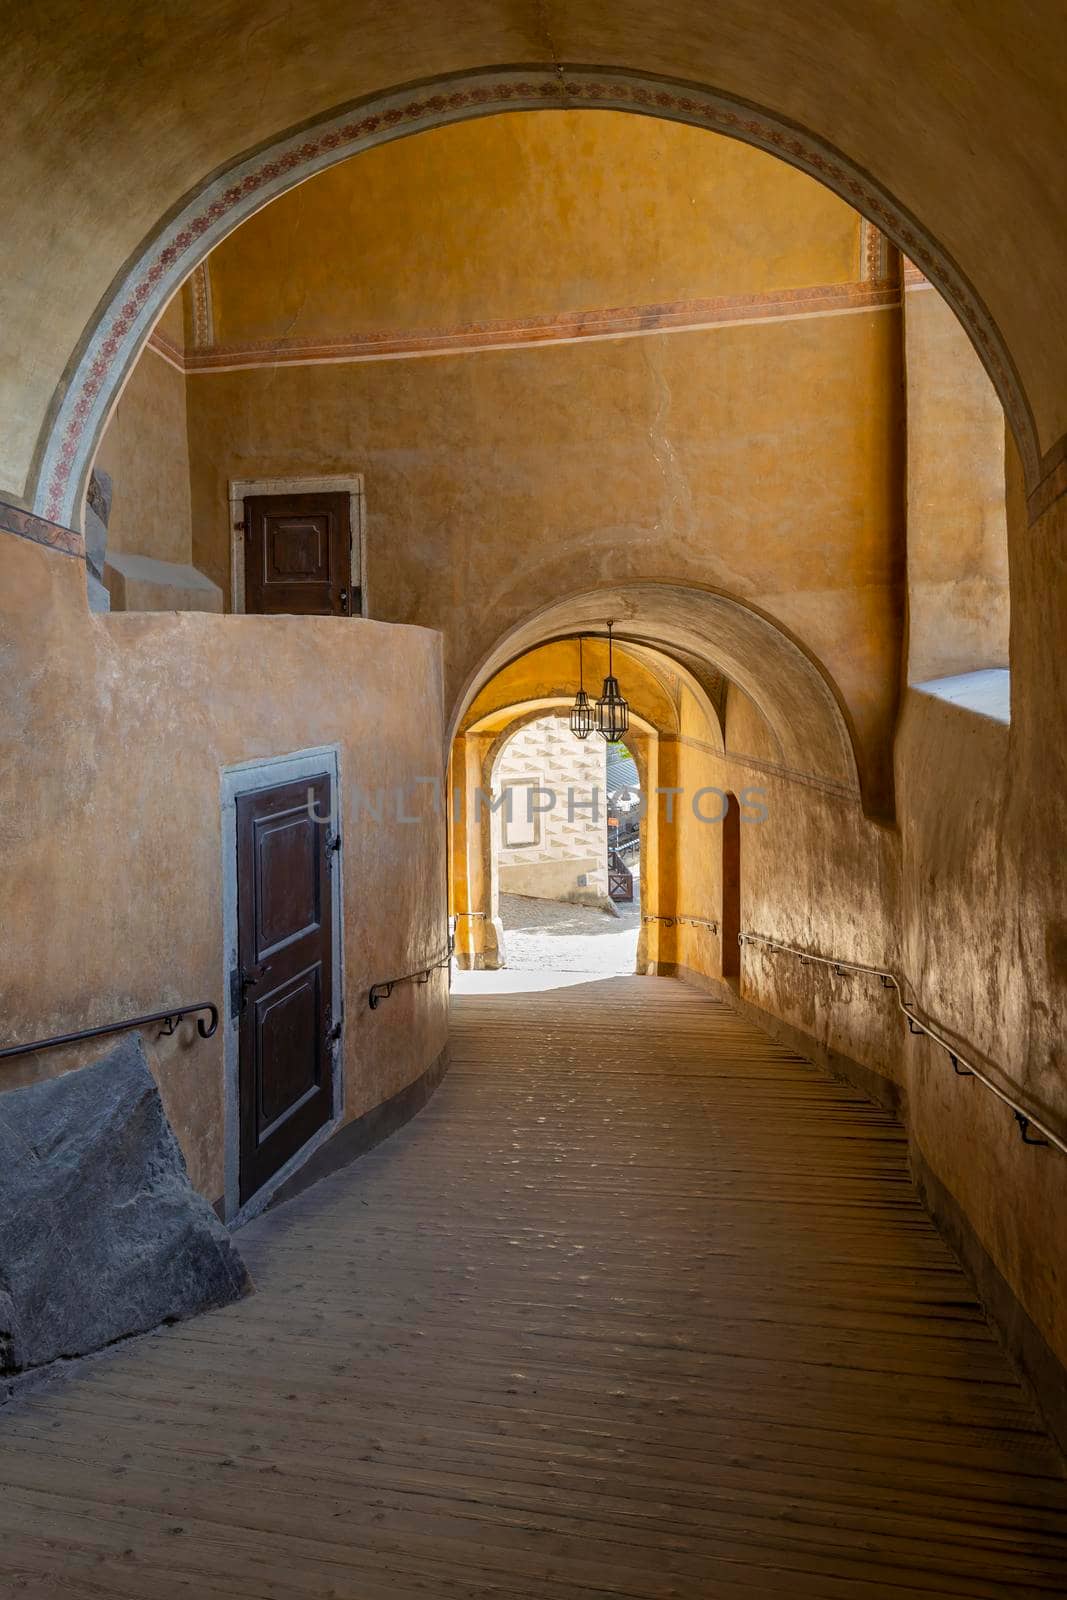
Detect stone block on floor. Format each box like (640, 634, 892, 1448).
(0, 1034, 251, 1375)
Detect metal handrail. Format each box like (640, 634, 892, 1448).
(0, 1002, 219, 1062)
(644, 913, 719, 933)
(369, 941, 453, 1010)
(739, 932, 1066, 1155)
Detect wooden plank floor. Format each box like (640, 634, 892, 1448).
(2, 976, 1066, 1597)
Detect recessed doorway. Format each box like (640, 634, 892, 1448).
(221, 746, 345, 1222)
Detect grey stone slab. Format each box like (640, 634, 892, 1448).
(86, 570, 111, 613)
(83, 467, 112, 582)
(0, 1035, 251, 1374)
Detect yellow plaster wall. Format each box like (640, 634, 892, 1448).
(723, 681, 781, 763)
(187, 308, 905, 807)
(157, 291, 186, 353)
(459, 639, 680, 738)
(0, 530, 448, 1202)
(892, 433, 1067, 1371)
(904, 286, 1010, 683)
(206, 113, 860, 345)
(94, 346, 194, 566)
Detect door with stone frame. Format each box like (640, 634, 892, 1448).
(243, 491, 356, 615)
(235, 773, 337, 1204)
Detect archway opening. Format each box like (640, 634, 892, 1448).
(485, 712, 644, 980)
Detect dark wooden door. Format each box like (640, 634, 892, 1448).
(244, 492, 354, 615)
(721, 791, 741, 978)
(236, 774, 336, 1204)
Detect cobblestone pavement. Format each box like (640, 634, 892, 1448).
(495, 890, 640, 974)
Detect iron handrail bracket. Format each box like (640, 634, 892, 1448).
(369, 941, 453, 1011)
(644, 913, 720, 933)
(739, 932, 1065, 1157)
(0, 1002, 219, 1062)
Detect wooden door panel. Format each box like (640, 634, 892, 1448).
(245, 492, 351, 615)
(255, 967, 323, 1132)
(254, 810, 322, 956)
(237, 773, 335, 1204)
(269, 518, 328, 580)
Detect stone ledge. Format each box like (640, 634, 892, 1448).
(104, 550, 224, 612)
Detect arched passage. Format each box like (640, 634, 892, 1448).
(452, 695, 664, 974)
(451, 583, 865, 806)
(4, 17, 1067, 1524)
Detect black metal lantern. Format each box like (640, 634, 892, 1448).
(596, 621, 630, 741)
(570, 635, 595, 739)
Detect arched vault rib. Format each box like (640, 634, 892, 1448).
(32, 64, 1038, 532)
(449, 583, 863, 806)
(457, 637, 692, 744)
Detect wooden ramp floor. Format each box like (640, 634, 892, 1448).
(2, 976, 1066, 1597)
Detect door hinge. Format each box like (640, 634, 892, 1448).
(328, 1018, 343, 1045)
(233, 519, 246, 532)
(324, 832, 341, 856)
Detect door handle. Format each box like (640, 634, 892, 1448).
(241, 963, 272, 994)
(337, 589, 349, 613)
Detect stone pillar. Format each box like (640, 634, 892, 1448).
(652, 736, 684, 973)
(450, 733, 505, 970)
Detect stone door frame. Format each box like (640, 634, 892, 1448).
(228, 474, 367, 617)
(220, 743, 346, 1226)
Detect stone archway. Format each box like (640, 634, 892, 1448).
(449, 582, 866, 808)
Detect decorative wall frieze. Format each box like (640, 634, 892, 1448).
(32, 64, 1041, 529)
(189, 262, 214, 350)
(0, 499, 84, 559)
(860, 221, 895, 283)
(146, 328, 185, 370)
(157, 279, 899, 375)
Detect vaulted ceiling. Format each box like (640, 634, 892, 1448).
(5, 0, 1067, 521)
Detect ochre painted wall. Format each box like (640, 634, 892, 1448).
(904, 284, 1010, 683)
(206, 112, 860, 346)
(186, 309, 905, 808)
(0, 530, 448, 1202)
(890, 434, 1067, 1371)
(94, 347, 194, 566)
(654, 681, 905, 1092)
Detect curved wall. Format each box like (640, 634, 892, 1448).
(0, 531, 448, 1204)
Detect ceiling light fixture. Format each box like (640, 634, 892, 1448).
(569, 635, 594, 739)
(596, 621, 630, 742)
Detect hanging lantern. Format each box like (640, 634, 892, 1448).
(570, 635, 595, 739)
(596, 620, 630, 741)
